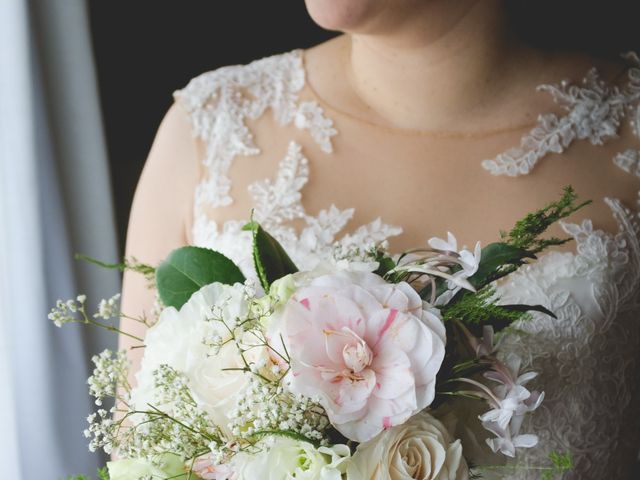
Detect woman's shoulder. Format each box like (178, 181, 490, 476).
(172, 49, 306, 129)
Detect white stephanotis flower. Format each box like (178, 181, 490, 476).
(130, 282, 264, 433)
(275, 270, 446, 443)
(478, 354, 544, 457)
(428, 232, 482, 306)
(347, 411, 469, 480)
(236, 436, 350, 480)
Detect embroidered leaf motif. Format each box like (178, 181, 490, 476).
(482, 67, 631, 176)
(249, 142, 309, 227)
(294, 101, 337, 153)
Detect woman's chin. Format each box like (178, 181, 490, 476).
(304, 0, 385, 33)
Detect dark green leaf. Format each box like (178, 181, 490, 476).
(374, 251, 397, 278)
(500, 303, 557, 319)
(156, 246, 245, 309)
(243, 221, 298, 292)
(470, 242, 536, 288)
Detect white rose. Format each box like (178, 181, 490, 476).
(347, 412, 469, 480)
(130, 282, 255, 432)
(237, 436, 350, 480)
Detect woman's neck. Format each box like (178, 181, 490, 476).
(341, 0, 539, 131)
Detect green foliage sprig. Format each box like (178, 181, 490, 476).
(541, 451, 574, 479)
(501, 185, 591, 254)
(75, 254, 156, 283)
(468, 451, 573, 479)
(441, 286, 529, 326)
(64, 467, 109, 480)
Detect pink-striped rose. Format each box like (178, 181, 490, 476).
(280, 271, 446, 442)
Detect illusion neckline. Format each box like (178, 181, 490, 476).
(298, 48, 540, 140)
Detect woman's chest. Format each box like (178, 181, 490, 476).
(207, 117, 639, 256)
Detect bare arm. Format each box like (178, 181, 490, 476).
(119, 101, 201, 389)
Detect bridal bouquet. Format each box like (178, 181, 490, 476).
(52, 188, 584, 480)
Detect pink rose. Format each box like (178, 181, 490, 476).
(281, 271, 446, 442)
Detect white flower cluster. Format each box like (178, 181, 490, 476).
(456, 327, 544, 458)
(48, 294, 87, 327)
(480, 354, 544, 457)
(228, 375, 329, 443)
(88, 349, 129, 406)
(118, 365, 221, 461)
(95, 293, 121, 320)
(85, 407, 116, 454)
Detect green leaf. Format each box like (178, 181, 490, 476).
(500, 303, 557, 319)
(374, 249, 397, 278)
(470, 242, 536, 288)
(97, 467, 110, 480)
(243, 221, 298, 293)
(156, 246, 245, 309)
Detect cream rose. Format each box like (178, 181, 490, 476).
(347, 412, 469, 480)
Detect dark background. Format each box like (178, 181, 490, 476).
(88, 2, 335, 253)
(88, 1, 640, 256)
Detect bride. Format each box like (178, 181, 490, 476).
(119, 1, 640, 478)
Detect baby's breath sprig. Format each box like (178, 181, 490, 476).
(228, 376, 330, 446)
(95, 364, 223, 461)
(88, 349, 131, 407)
(48, 293, 146, 342)
(203, 282, 291, 384)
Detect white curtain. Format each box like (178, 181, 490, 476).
(0, 0, 120, 477)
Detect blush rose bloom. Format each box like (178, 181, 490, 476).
(347, 411, 469, 480)
(280, 271, 446, 442)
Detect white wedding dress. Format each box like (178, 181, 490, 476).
(172, 50, 640, 479)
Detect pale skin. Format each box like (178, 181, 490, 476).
(120, 0, 640, 390)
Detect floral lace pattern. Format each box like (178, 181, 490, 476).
(497, 203, 640, 479)
(482, 54, 640, 177)
(614, 149, 640, 177)
(175, 50, 640, 479)
(173, 50, 336, 209)
(173, 51, 399, 277)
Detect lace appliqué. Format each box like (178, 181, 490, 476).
(294, 101, 337, 154)
(614, 149, 640, 177)
(497, 199, 640, 479)
(249, 142, 309, 228)
(482, 59, 640, 176)
(193, 140, 401, 276)
(173, 50, 336, 209)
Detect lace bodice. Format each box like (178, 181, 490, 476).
(173, 49, 640, 479)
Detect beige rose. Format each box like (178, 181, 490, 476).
(347, 411, 469, 480)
